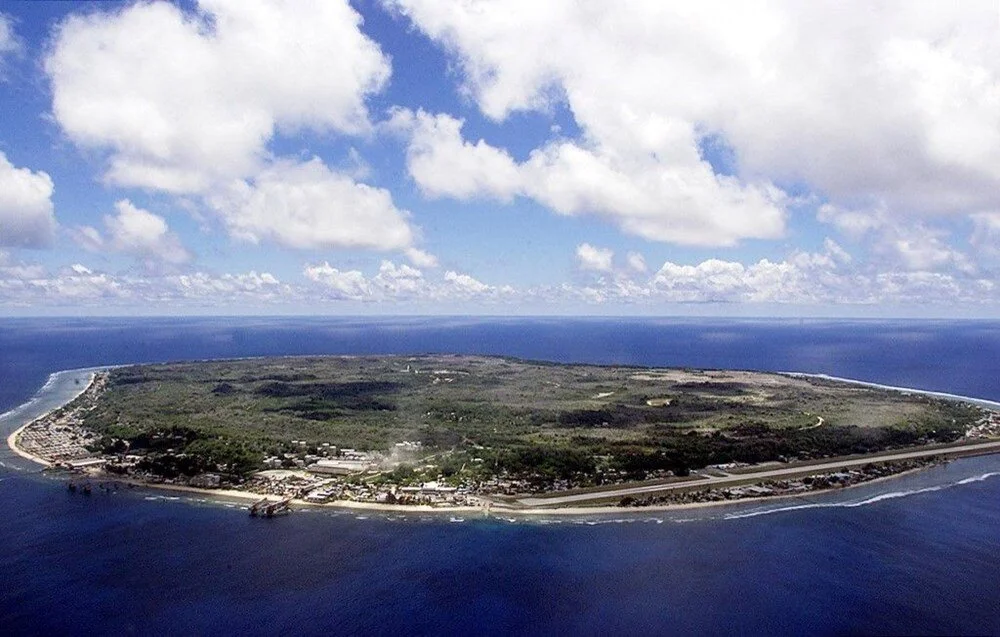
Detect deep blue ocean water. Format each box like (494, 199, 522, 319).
(1, 317, 999, 636)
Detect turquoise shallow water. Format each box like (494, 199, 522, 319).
(2, 317, 999, 635)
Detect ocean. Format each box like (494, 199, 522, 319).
(1, 317, 999, 635)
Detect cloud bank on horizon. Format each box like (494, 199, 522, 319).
(0, 0, 997, 315)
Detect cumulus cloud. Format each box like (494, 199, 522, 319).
(626, 252, 647, 273)
(575, 243, 614, 272)
(0, 250, 46, 280)
(404, 247, 439, 268)
(209, 158, 414, 252)
(303, 260, 503, 303)
(645, 240, 865, 304)
(304, 260, 431, 301)
(818, 203, 973, 273)
(174, 270, 284, 301)
(374, 260, 426, 298)
(0, 262, 124, 305)
(0, 259, 286, 308)
(388, 109, 521, 201)
(46, 0, 390, 193)
(442, 270, 492, 297)
(0, 152, 57, 248)
(302, 262, 371, 300)
(887, 224, 973, 273)
(635, 236, 993, 306)
(44, 1, 440, 262)
(386, 0, 1000, 233)
(392, 109, 786, 246)
(75, 200, 192, 266)
(2, 247, 998, 310)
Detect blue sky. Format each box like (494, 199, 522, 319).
(0, 0, 998, 316)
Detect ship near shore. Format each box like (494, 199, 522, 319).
(10, 355, 1000, 513)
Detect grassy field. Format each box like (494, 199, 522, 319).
(81, 355, 980, 481)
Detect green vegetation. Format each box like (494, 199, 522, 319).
(80, 355, 979, 482)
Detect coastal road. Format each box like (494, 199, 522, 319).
(517, 439, 1000, 507)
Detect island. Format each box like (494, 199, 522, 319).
(11, 355, 1000, 513)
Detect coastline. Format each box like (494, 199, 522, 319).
(116, 462, 942, 518)
(6, 425, 54, 467)
(780, 371, 1000, 410)
(6, 362, 1000, 518)
(4, 369, 101, 468)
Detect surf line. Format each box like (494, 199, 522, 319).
(724, 471, 1000, 520)
(779, 371, 1000, 410)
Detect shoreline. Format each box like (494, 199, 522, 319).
(4, 369, 101, 468)
(6, 425, 54, 467)
(6, 362, 1000, 518)
(780, 371, 1000, 410)
(98, 462, 944, 518)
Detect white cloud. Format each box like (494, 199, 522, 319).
(0, 256, 290, 308)
(71, 225, 104, 253)
(210, 158, 414, 252)
(373, 260, 425, 298)
(393, 109, 787, 246)
(0, 13, 19, 59)
(819, 203, 973, 273)
(652, 259, 749, 302)
(0, 250, 46, 280)
(519, 139, 786, 246)
(388, 109, 521, 201)
(75, 200, 192, 266)
(0, 152, 57, 248)
(387, 0, 1000, 231)
(575, 243, 614, 272)
(647, 240, 865, 304)
(971, 213, 1000, 255)
(303, 260, 504, 303)
(404, 247, 439, 268)
(46, 0, 390, 193)
(443, 270, 492, 297)
(2, 248, 998, 311)
(627, 236, 995, 306)
(874, 271, 964, 304)
(46, 1, 435, 263)
(626, 252, 648, 273)
(174, 270, 284, 301)
(304, 259, 429, 301)
(303, 262, 372, 300)
(817, 203, 886, 239)
(822, 238, 852, 265)
(0, 262, 125, 305)
(887, 224, 973, 273)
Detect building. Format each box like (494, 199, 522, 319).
(307, 459, 370, 475)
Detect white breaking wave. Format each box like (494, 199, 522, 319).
(723, 471, 1000, 520)
(957, 471, 1000, 485)
(780, 371, 1000, 409)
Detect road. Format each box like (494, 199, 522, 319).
(800, 416, 824, 431)
(516, 438, 1000, 507)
